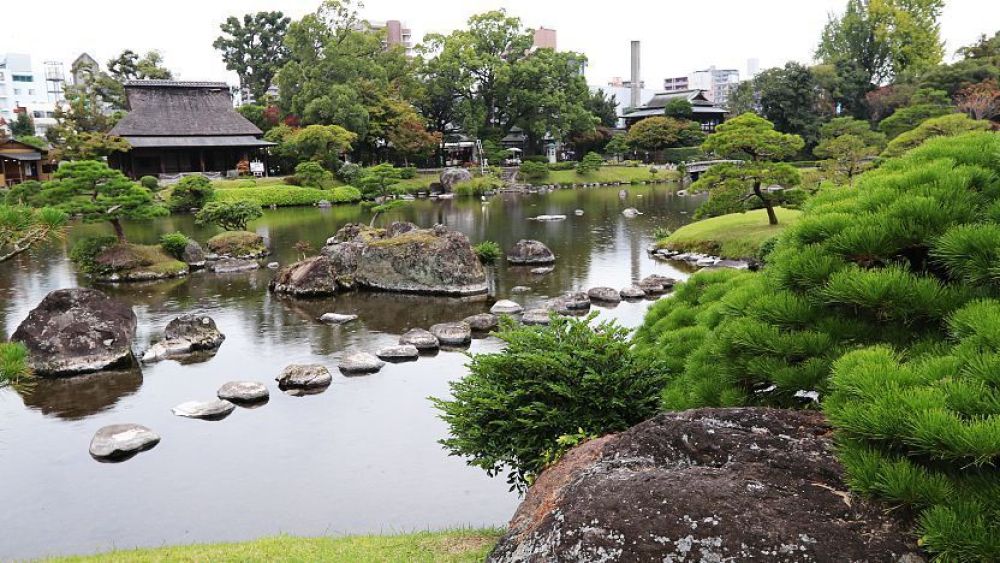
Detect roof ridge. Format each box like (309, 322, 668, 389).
(123, 79, 230, 88)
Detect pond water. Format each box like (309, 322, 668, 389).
(0, 184, 704, 559)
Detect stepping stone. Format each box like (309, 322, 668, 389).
(430, 322, 472, 346)
(464, 313, 499, 332)
(172, 399, 236, 420)
(511, 286, 531, 293)
(339, 351, 385, 375)
(620, 285, 646, 299)
(531, 266, 554, 275)
(211, 259, 259, 273)
(558, 291, 591, 310)
(491, 299, 524, 315)
(277, 364, 332, 389)
(587, 287, 622, 303)
(376, 345, 420, 362)
(319, 313, 358, 324)
(217, 381, 269, 404)
(89, 424, 160, 462)
(399, 328, 439, 350)
(522, 309, 558, 325)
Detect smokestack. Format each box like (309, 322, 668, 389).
(630, 41, 641, 108)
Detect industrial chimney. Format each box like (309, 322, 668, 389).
(630, 41, 641, 108)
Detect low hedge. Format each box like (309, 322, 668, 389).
(213, 186, 361, 207)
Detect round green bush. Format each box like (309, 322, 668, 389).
(159, 232, 191, 259)
(169, 175, 215, 211)
(140, 176, 159, 191)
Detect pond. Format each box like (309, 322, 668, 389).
(0, 184, 704, 559)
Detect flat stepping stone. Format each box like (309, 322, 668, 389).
(172, 399, 236, 420)
(511, 286, 531, 293)
(639, 274, 677, 294)
(522, 309, 558, 325)
(464, 313, 499, 332)
(89, 424, 160, 462)
(399, 328, 439, 350)
(211, 259, 259, 273)
(319, 313, 358, 324)
(587, 287, 622, 303)
(559, 291, 591, 310)
(339, 351, 386, 374)
(490, 300, 524, 315)
(531, 266, 554, 275)
(277, 364, 332, 389)
(620, 285, 646, 299)
(217, 381, 269, 403)
(376, 345, 420, 362)
(430, 322, 472, 346)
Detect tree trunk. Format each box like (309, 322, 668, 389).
(111, 219, 127, 243)
(753, 181, 779, 225)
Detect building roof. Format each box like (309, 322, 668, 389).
(642, 89, 716, 109)
(622, 106, 728, 120)
(110, 80, 263, 138)
(122, 135, 275, 148)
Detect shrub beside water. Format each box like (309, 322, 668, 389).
(69, 236, 118, 275)
(473, 241, 501, 264)
(159, 232, 191, 259)
(454, 176, 502, 197)
(169, 175, 215, 211)
(0, 342, 30, 387)
(213, 186, 360, 207)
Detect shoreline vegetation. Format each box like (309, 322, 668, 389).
(49, 528, 504, 562)
(656, 207, 802, 259)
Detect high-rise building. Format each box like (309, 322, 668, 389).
(746, 58, 760, 80)
(533, 27, 557, 50)
(0, 53, 60, 136)
(367, 20, 415, 57)
(662, 76, 689, 92)
(688, 66, 740, 105)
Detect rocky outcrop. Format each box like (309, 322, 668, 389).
(489, 408, 923, 563)
(440, 167, 473, 192)
(92, 244, 189, 282)
(89, 423, 160, 461)
(269, 256, 345, 297)
(206, 231, 268, 258)
(181, 240, 206, 269)
(171, 399, 236, 420)
(142, 314, 225, 363)
(12, 288, 137, 376)
(506, 240, 555, 265)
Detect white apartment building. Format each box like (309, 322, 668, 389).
(0, 53, 64, 137)
(688, 66, 740, 106)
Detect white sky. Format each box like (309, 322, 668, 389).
(4, 0, 997, 87)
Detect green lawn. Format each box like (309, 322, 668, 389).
(659, 207, 802, 259)
(396, 172, 440, 193)
(52, 529, 504, 563)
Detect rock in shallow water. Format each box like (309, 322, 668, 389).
(210, 258, 260, 274)
(586, 287, 621, 303)
(276, 364, 332, 389)
(430, 322, 472, 346)
(89, 423, 160, 461)
(507, 239, 555, 265)
(619, 285, 646, 299)
(490, 300, 524, 315)
(143, 314, 225, 363)
(463, 313, 499, 332)
(217, 381, 269, 403)
(376, 345, 420, 361)
(399, 328, 439, 350)
(172, 399, 236, 420)
(488, 408, 923, 562)
(522, 309, 558, 325)
(319, 313, 358, 324)
(339, 351, 386, 374)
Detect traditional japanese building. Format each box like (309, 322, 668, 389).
(621, 89, 728, 132)
(0, 139, 57, 187)
(108, 80, 273, 179)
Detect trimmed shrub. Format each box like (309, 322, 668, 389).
(159, 232, 191, 259)
(434, 314, 668, 492)
(454, 176, 502, 197)
(882, 113, 990, 158)
(878, 104, 952, 139)
(398, 166, 418, 179)
(293, 161, 333, 188)
(524, 155, 548, 164)
(213, 186, 360, 207)
(576, 152, 603, 175)
(473, 240, 501, 264)
(547, 161, 576, 171)
(518, 161, 550, 183)
(139, 175, 160, 191)
(206, 231, 266, 257)
(4, 180, 43, 205)
(196, 201, 263, 231)
(169, 175, 215, 211)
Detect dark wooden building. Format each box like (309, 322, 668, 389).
(622, 89, 728, 132)
(109, 80, 274, 179)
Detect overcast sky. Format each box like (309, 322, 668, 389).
(5, 0, 997, 88)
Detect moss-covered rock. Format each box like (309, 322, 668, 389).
(93, 244, 188, 282)
(206, 231, 268, 258)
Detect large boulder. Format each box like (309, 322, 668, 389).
(12, 288, 137, 376)
(143, 314, 225, 363)
(206, 231, 268, 258)
(507, 240, 555, 265)
(269, 256, 344, 297)
(440, 167, 473, 192)
(489, 408, 923, 563)
(181, 240, 206, 269)
(354, 226, 488, 295)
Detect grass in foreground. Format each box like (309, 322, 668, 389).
(658, 207, 802, 258)
(52, 529, 504, 563)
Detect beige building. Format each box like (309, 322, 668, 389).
(533, 27, 557, 50)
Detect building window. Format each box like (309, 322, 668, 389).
(28, 89, 35, 95)
(32, 111, 43, 118)
(13, 88, 20, 95)
(12, 74, 33, 82)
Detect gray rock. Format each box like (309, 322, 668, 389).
(511, 286, 531, 293)
(587, 287, 622, 303)
(574, 209, 584, 216)
(619, 285, 646, 299)
(696, 256, 719, 267)
(171, 399, 236, 420)
(338, 351, 386, 374)
(376, 345, 420, 361)
(181, 240, 206, 268)
(507, 239, 555, 265)
(267, 261, 280, 270)
(400, 328, 439, 350)
(12, 288, 137, 376)
(276, 364, 332, 389)
(143, 314, 225, 363)
(522, 309, 557, 325)
(531, 214, 566, 221)
(430, 322, 472, 346)
(531, 266, 555, 275)
(317, 199, 332, 208)
(210, 258, 259, 274)
(639, 274, 677, 294)
(440, 167, 474, 192)
(270, 256, 343, 296)
(319, 313, 358, 325)
(557, 291, 591, 310)
(89, 424, 160, 461)
(490, 299, 524, 315)
(622, 207, 641, 217)
(464, 313, 499, 332)
(217, 381, 269, 403)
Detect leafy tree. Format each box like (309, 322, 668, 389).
(356, 163, 403, 199)
(725, 80, 758, 115)
(816, 0, 944, 86)
(168, 174, 216, 212)
(286, 124, 356, 170)
(29, 161, 166, 242)
(626, 116, 704, 152)
(814, 117, 886, 185)
(585, 89, 618, 127)
(755, 62, 825, 147)
(518, 161, 549, 182)
(237, 104, 268, 131)
(604, 135, 630, 162)
(293, 161, 333, 188)
(388, 113, 442, 166)
(918, 57, 1000, 97)
(106, 50, 173, 80)
(663, 98, 693, 119)
(881, 113, 989, 158)
(195, 201, 263, 231)
(863, 83, 916, 122)
(10, 112, 35, 138)
(955, 79, 1000, 120)
(576, 151, 603, 175)
(696, 113, 804, 225)
(0, 204, 67, 262)
(213, 11, 291, 102)
(434, 314, 667, 492)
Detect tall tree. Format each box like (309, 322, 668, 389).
(585, 89, 618, 127)
(213, 11, 291, 102)
(107, 50, 173, 81)
(755, 62, 826, 147)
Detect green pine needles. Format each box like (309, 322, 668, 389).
(633, 131, 1000, 560)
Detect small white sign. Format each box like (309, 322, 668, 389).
(249, 161, 265, 173)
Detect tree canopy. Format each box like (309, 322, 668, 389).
(626, 117, 704, 152)
(214, 11, 291, 102)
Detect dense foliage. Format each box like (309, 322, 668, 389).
(575, 152, 603, 175)
(169, 175, 216, 212)
(159, 232, 191, 259)
(453, 176, 502, 197)
(435, 314, 668, 492)
(634, 132, 1000, 560)
(196, 201, 264, 231)
(518, 161, 550, 183)
(472, 240, 501, 264)
(881, 113, 989, 158)
(213, 11, 291, 102)
(213, 185, 360, 207)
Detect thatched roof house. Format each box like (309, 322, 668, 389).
(109, 80, 273, 179)
(622, 89, 728, 132)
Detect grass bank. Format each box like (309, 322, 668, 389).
(658, 208, 802, 259)
(52, 529, 503, 562)
(212, 185, 362, 207)
(546, 165, 676, 186)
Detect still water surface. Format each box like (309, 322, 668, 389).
(0, 185, 703, 559)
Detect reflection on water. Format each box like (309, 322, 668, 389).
(0, 185, 704, 559)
